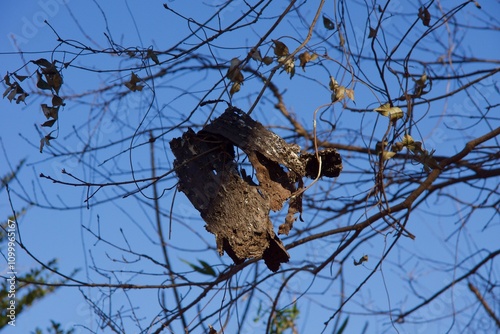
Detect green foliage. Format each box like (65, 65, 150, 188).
(270, 303, 299, 334)
(0, 164, 75, 332)
(335, 317, 349, 334)
(31, 320, 75, 334)
(0, 222, 63, 329)
(181, 258, 217, 277)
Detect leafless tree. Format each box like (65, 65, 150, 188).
(2, 1, 499, 333)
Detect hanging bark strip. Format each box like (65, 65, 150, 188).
(170, 107, 342, 271)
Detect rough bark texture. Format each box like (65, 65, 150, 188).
(170, 107, 342, 272)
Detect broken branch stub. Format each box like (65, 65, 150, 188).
(169, 107, 342, 272)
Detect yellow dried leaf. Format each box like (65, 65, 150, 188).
(402, 134, 414, 146)
(382, 151, 396, 161)
(279, 56, 295, 78)
(332, 86, 345, 102)
(415, 73, 427, 87)
(374, 103, 391, 116)
(226, 58, 244, 83)
(388, 107, 403, 120)
(345, 88, 355, 101)
(391, 141, 404, 153)
(329, 76, 338, 91)
(229, 82, 241, 96)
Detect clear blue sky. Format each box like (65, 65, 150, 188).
(1, 1, 499, 333)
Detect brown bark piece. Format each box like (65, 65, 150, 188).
(169, 106, 342, 272)
(203, 107, 305, 175)
(202, 170, 289, 272)
(170, 127, 289, 272)
(247, 151, 293, 212)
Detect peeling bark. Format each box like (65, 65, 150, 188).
(170, 107, 342, 271)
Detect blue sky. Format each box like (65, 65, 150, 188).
(1, 1, 499, 333)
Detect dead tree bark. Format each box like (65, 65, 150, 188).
(170, 107, 342, 271)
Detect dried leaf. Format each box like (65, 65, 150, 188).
(16, 91, 29, 104)
(41, 104, 59, 119)
(415, 73, 427, 87)
(39, 131, 56, 153)
(14, 73, 28, 82)
(332, 86, 345, 102)
(6, 87, 17, 102)
(130, 72, 141, 84)
(345, 88, 355, 102)
(354, 255, 369, 266)
(279, 56, 295, 78)
(47, 71, 63, 94)
(374, 103, 403, 120)
(368, 27, 377, 38)
(32, 58, 53, 68)
(125, 72, 144, 92)
(229, 82, 241, 96)
(146, 49, 160, 65)
(374, 103, 390, 114)
(36, 71, 51, 90)
(3, 86, 12, 99)
(52, 95, 65, 107)
(418, 6, 431, 27)
(41, 119, 57, 127)
(388, 107, 403, 120)
(4, 73, 10, 86)
(329, 76, 339, 91)
(391, 141, 404, 153)
(288, 63, 295, 78)
(329, 77, 355, 102)
(381, 151, 396, 161)
(298, 51, 312, 71)
(249, 48, 262, 61)
(262, 56, 273, 65)
(322, 15, 335, 30)
(402, 134, 414, 147)
(39, 138, 45, 153)
(226, 58, 244, 83)
(331, 86, 354, 103)
(272, 39, 289, 57)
